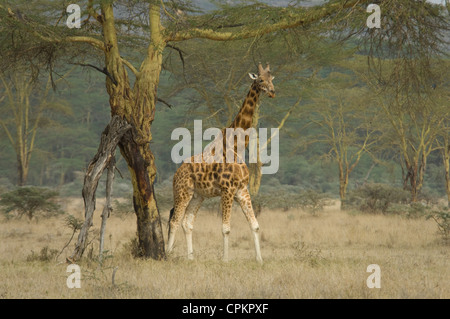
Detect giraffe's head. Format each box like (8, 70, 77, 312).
(249, 63, 275, 98)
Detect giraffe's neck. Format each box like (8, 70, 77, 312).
(229, 82, 261, 130)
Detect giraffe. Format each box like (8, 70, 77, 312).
(167, 63, 275, 263)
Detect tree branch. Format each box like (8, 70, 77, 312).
(65, 36, 106, 52)
(72, 63, 118, 86)
(156, 98, 173, 109)
(69, 115, 132, 262)
(87, 0, 103, 25)
(166, 44, 186, 72)
(121, 57, 139, 76)
(165, 0, 369, 42)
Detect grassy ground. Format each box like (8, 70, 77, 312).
(0, 198, 448, 298)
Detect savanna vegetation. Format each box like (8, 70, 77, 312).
(0, 202, 449, 298)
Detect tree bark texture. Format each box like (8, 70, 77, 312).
(99, 156, 115, 263)
(443, 139, 450, 207)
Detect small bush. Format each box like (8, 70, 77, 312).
(405, 202, 429, 219)
(426, 207, 450, 244)
(292, 241, 326, 266)
(112, 198, 134, 217)
(346, 183, 410, 214)
(26, 246, 59, 262)
(297, 189, 330, 215)
(0, 178, 14, 195)
(385, 202, 428, 219)
(417, 188, 440, 206)
(0, 187, 62, 220)
(252, 188, 330, 214)
(123, 237, 144, 258)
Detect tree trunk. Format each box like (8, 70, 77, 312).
(416, 152, 427, 201)
(445, 161, 450, 208)
(404, 162, 421, 203)
(119, 130, 165, 259)
(443, 140, 450, 208)
(402, 159, 419, 203)
(17, 157, 28, 186)
(339, 163, 349, 209)
(70, 116, 131, 262)
(16, 121, 30, 186)
(99, 156, 115, 263)
(100, 1, 166, 260)
(410, 165, 418, 203)
(249, 160, 262, 196)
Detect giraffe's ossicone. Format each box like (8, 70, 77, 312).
(167, 63, 275, 264)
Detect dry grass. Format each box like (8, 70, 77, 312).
(0, 198, 448, 299)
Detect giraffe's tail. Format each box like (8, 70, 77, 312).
(168, 207, 174, 229)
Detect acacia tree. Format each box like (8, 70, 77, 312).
(308, 75, 382, 209)
(433, 65, 450, 207)
(0, 0, 379, 259)
(361, 1, 449, 202)
(364, 56, 450, 202)
(0, 68, 72, 186)
(376, 89, 447, 202)
(438, 133, 450, 207)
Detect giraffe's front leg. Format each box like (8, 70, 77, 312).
(221, 191, 234, 262)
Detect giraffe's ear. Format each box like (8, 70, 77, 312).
(248, 73, 258, 80)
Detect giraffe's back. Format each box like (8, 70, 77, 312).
(174, 159, 249, 199)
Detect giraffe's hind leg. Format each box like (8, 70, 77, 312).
(235, 187, 263, 264)
(167, 190, 193, 256)
(182, 193, 204, 260)
(221, 190, 235, 262)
